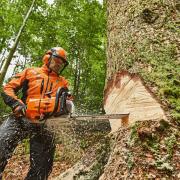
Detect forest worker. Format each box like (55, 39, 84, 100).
(0, 47, 73, 180)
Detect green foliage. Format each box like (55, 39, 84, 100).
(0, 0, 106, 114)
(21, 138, 30, 154)
(129, 122, 139, 145)
(0, 0, 37, 52)
(51, 0, 107, 113)
(126, 151, 134, 170)
(164, 134, 177, 158)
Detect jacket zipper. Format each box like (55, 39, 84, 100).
(38, 79, 44, 114)
(44, 72, 50, 95)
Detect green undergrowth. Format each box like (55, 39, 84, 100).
(14, 139, 30, 155)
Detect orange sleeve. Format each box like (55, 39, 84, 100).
(2, 69, 28, 109)
(59, 76, 69, 88)
(61, 78, 74, 100)
(63, 78, 69, 88)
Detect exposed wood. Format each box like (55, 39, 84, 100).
(104, 71, 167, 132)
(121, 116, 129, 127)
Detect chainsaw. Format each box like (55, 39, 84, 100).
(26, 89, 129, 125)
(7, 87, 128, 124)
(25, 87, 71, 121)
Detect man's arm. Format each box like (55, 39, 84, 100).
(1, 69, 27, 110)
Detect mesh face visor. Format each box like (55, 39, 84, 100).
(49, 48, 69, 74)
(51, 54, 69, 74)
(60, 60, 69, 74)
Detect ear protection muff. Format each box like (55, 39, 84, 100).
(42, 50, 53, 66)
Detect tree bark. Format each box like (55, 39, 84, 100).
(104, 0, 179, 130)
(0, 0, 36, 85)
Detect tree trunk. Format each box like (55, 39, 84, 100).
(104, 0, 179, 131)
(0, 0, 36, 85)
(100, 2, 180, 180)
(0, 48, 7, 70)
(73, 56, 81, 99)
(0, 38, 6, 54)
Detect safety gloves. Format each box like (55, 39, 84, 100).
(13, 103, 26, 118)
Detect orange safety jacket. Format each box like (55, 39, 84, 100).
(2, 64, 69, 120)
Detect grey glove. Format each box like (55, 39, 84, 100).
(66, 100, 75, 114)
(13, 103, 26, 117)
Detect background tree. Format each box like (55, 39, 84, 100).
(0, 0, 106, 117)
(19, 0, 107, 113)
(0, 0, 36, 86)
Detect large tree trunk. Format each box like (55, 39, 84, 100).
(0, 0, 36, 86)
(104, 0, 179, 131)
(100, 1, 180, 179)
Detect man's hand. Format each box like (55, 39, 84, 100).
(13, 104, 26, 118)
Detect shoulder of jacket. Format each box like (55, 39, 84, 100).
(26, 67, 41, 74)
(58, 76, 67, 81)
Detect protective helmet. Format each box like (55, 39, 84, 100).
(43, 47, 69, 73)
(43, 47, 67, 65)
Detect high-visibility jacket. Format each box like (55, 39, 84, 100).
(2, 64, 69, 119)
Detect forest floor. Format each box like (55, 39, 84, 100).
(2, 144, 72, 180)
(2, 119, 179, 180)
(2, 119, 110, 180)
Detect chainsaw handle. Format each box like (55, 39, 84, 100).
(52, 87, 69, 115)
(59, 92, 68, 114)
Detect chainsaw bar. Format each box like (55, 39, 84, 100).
(46, 113, 129, 124)
(45, 113, 130, 128)
(69, 113, 129, 121)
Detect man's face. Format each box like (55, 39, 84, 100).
(49, 56, 65, 74)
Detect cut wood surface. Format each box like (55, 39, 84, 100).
(104, 72, 167, 132)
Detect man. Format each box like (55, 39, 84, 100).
(0, 47, 73, 179)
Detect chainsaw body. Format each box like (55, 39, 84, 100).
(26, 88, 70, 120)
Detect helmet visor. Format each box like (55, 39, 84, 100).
(50, 56, 68, 74)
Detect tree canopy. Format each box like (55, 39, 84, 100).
(0, 0, 106, 115)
